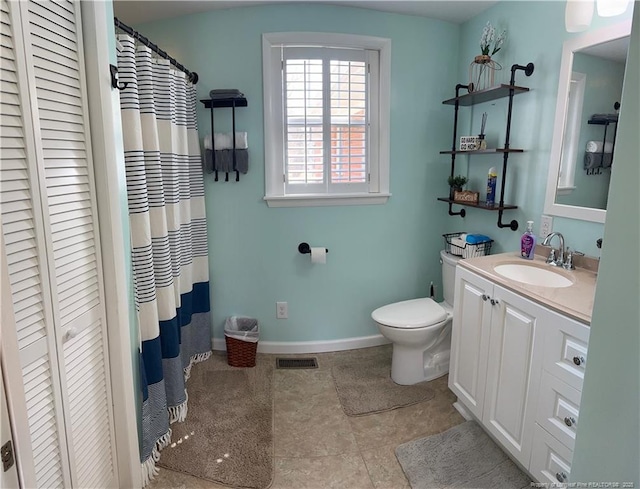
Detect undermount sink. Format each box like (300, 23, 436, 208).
(493, 263, 574, 288)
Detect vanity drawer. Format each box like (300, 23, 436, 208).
(530, 423, 573, 485)
(536, 372, 582, 450)
(543, 314, 589, 391)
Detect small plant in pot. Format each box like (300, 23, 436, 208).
(448, 174, 468, 199)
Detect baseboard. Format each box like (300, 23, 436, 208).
(453, 401, 474, 421)
(212, 334, 390, 354)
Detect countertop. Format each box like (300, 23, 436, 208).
(459, 251, 598, 324)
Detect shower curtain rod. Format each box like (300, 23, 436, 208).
(114, 17, 198, 84)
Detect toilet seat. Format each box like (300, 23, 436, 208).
(372, 298, 447, 329)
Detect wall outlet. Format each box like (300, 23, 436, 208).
(540, 215, 553, 239)
(276, 302, 288, 319)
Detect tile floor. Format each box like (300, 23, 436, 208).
(149, 345, 465, 489)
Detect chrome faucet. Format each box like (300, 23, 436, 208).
(542, 232, 565, 267)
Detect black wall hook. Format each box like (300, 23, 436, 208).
(110, 64, 128, 90)
(298, 242, 329, 255)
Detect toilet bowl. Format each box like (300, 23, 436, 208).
(371, 250, 460, 385)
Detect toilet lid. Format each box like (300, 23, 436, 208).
(372, 298, 447, 329)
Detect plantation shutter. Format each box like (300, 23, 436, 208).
(0, 1, 117, 487)
(282, 46, 371, 195)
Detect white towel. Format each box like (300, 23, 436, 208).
(204, 132, 248, 150)
(586, 140, 613, 153)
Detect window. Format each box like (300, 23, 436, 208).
(262, 33, 391, 207)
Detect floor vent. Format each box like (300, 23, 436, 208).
(276, 358, 318, 369)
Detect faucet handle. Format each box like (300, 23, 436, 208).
(562, 248, 583, 270)
(546, 248, 557, 264)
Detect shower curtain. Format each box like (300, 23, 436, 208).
(116, 34, 212, 485)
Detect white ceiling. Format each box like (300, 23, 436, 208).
(580, 36, 630, 63)
(113, 0, 498, 26)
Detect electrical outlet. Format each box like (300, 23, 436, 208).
(276, 302, 288, 319)
(540, 215, 553, 239)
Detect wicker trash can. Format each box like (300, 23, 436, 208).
(224, 316, 259, 367)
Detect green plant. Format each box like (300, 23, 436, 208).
(480, 22, 507, 56)
(448, 174, 468, 189)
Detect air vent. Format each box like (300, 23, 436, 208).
(276, 358, 318, 369)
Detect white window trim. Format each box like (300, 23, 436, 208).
(262, 32, 391, 208)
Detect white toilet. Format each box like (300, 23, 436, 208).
(372, 250, 461, 385)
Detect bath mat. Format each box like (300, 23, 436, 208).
(331, 356, 435, 416)
(157, 353, 273, 489)
(395, 421, 531, 489)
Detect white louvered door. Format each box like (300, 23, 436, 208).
(0, 1, 117, 487)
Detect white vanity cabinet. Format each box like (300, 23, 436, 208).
(449, 265, 590, 481)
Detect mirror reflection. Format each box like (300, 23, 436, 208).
(554, 36, 629, 210)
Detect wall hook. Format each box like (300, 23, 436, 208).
(110, 64, 128, 90)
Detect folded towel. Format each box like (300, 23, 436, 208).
(209, 89, 244, 97)
(203, 149, 249, 174)
(584, 152, 612, 169)
(589, 113, 618, 123)
(466, 234, 492, 244)
(586, 140, 613, 153)
(204, 132, 248, 150)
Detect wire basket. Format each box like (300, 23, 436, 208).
(225, 335, 258, 367)
(443, 232, 493, 258)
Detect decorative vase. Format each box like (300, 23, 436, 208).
(449, 186, 462, 200)
(469, 55, 502, 92)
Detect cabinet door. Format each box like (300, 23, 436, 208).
(482, 285, 545, 467)
(448, 267, 493, 419)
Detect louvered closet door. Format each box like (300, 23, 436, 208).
(1, 1, 117, 487)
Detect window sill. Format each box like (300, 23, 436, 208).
(264, 193, 391, 208)
(556, 186, 576, 196)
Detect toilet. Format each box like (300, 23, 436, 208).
(372, 250, 461, 385)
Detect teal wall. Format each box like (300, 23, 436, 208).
(555, 53, 624, 209)
(456, 1, 632, 257)
(137, 4, 460, 343)
(572, 4, 640, 484)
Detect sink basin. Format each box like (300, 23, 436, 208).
(494, 263, 574, 288)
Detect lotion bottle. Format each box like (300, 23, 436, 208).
(520, 220, 536, 260)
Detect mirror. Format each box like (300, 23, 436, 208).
(544, 20, 632, 223)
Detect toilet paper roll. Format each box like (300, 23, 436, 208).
(310, 247, 327, 264)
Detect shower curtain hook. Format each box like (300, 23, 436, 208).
(110, 64, 128, 91)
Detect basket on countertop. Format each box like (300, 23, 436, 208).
(443, 232, 493, 258)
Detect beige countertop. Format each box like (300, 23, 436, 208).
(459, 251, 598, 325)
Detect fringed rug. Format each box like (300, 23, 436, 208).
(157, 353, 274, 489)
(331, 356, 435, 416)
(395, 421, 531, 488)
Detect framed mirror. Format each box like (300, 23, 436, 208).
(544, 20, 632, 223)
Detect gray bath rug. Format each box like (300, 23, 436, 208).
(157, 353, 273, 489)
(331, 356, 435, 416)
(395, 421, 531, 489)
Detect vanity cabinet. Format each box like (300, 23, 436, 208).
(449, 266, 590, 481)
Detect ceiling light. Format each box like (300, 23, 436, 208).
(596, 0, 630, 17)
(565, 0, 595, 32)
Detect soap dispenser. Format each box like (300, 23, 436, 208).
(520, 220, 536, 260)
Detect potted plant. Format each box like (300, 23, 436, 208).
(448, 174, 468, 199)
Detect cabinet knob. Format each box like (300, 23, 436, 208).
(490, 298, 499, 306)
(556, 472, 568, 483)
(564, 416, 576, 427)
(573, 355, 585, 366)
(482, 294, 489, 301)
(65, 327, 79, 342)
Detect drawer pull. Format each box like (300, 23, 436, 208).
(556, 472, 568, 483)
(564, 416, 576, 427)
(573, 355, 586, 366)
(482, 294, 489, 301)
(490, 298, 499, 306)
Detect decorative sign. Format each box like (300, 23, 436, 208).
(459, 136, 479, 151)
(454, 190, 479, 203)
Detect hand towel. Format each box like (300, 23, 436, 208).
(584, 152, 612, 169)
(204, 132, 248, 150)
(585, 140, 613, 154)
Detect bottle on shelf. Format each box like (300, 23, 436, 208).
(486, 167, 497, 206)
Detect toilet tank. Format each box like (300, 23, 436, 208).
(440, 250, 461, 306)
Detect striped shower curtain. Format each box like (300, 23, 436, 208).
(116, 35, 211, 485)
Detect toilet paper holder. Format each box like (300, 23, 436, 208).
(298, 242, 329, 255)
